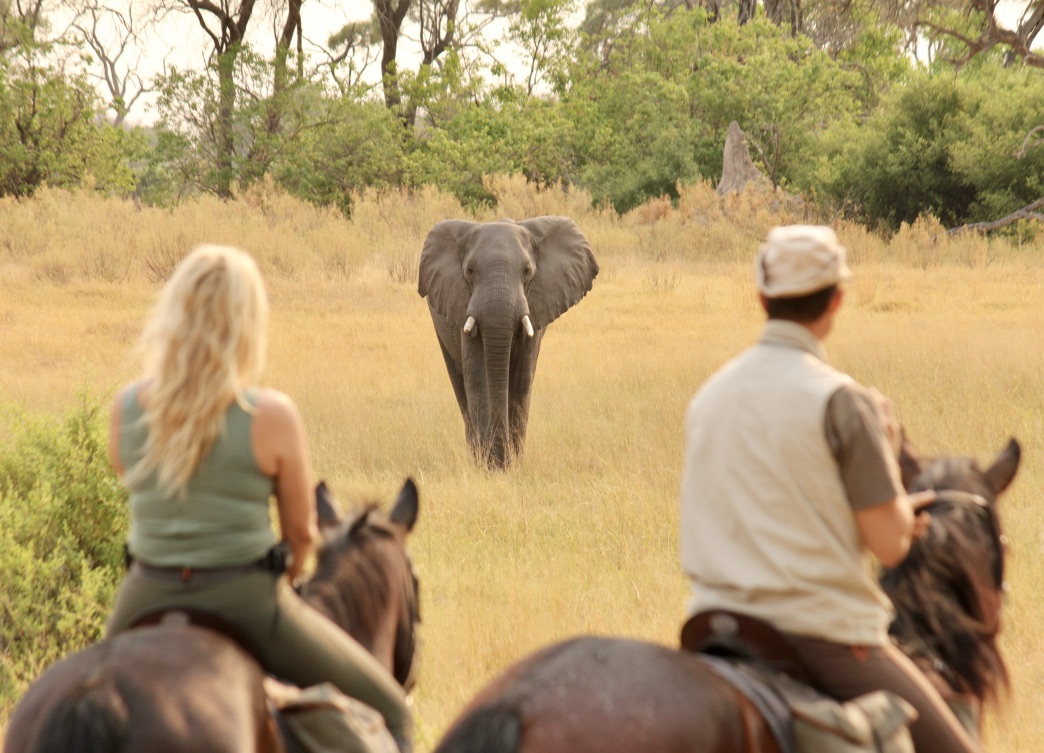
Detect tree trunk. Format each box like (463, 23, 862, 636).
(216, 46, 238, 199)
(267, 0, 303, 160)
(375, 0, 411, 112)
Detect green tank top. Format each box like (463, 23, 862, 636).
(120, 383, 277, 567)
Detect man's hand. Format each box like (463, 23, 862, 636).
(912, 511, 933, 541)
(909, 490, 936, 541)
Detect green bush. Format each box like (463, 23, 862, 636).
(804, 62, 1044, 230)
(0, 395, 127, 722)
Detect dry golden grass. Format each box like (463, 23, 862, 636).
(1, 181, 1042, 751)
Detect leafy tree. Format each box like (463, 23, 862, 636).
(946, 63, 1044, 221)
(565, 66, 701, 212)
(327, 0, 512, 121)
(408, 97, 527, 207)
(806, 61, 1044, 229)
(407, 85, 577, 207)
(681, 17, 864, 185)
(152, 63, 231, 197)
(149, 0, 267, 197)
(507, 0, 577, 95)
(271, 91, 407, 215)
(558, 11, 863, 210)
(152, 47, 294, 198)
(0, 45, 134, 197)
(807, 72, 975, 228)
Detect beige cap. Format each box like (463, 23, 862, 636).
(755, 225, 851, 298)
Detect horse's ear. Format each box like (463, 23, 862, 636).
(316, 481, 343, 529)
(983, 438, 1021, 497)
(897, 429, 923, 492)
(389, 478, 419, 533)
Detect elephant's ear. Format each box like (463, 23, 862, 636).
(520, 216, 599, 329)
(419, 220, 476, 324)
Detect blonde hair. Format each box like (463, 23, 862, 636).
(127, 244, 269, 496)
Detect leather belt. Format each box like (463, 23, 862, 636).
(131, 559, 267, 584)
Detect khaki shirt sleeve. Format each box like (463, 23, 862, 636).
(824, 384, 906, 511)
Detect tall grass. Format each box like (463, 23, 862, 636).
(1, 182, 1042, 750)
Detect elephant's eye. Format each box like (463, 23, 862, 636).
(464, 266, 474, 280)
(524, 264, 533, 279)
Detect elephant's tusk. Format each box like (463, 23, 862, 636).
(463, 316, 477, 335)
(522, 315, 534, 338)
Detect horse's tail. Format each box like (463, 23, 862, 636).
(432, 702, 522, 753)
(33, 676, 129, 753)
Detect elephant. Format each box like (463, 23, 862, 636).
(418, 216, 599, 469)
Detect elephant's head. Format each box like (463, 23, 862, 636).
(418, 216, 598, 467)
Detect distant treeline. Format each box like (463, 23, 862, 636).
(2, 2, 1043, 233)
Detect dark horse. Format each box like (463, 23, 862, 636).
(4, 479, 421, 753)
(432, 439, 1020, 753)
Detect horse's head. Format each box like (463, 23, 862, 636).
(883, 437, 1020, 709)
(302, 479, 421, 691)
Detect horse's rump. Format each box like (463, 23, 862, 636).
(5, 624, 273, 753)
(434, 636, 779, 753)
(32, 673, 129, 753)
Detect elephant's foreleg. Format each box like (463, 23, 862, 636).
(436, 338, 476, 450)
(462, 334, 494, 462)
(508, 332, 543, 457)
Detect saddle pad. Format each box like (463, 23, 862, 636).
(264, 678, 399, 753)
(700, 656, 916, 753)
(700, 655, 796, 753)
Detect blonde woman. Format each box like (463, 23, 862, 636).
(105, 244, 413, 752)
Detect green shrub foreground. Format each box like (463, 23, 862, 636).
(0, 396, 127, 718)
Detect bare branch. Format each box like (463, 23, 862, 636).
(1015, 125, 1044, 158)
(916, 0, 1044, 69)
(948, 196, 1044, 235)
(70, 1, 157, 125)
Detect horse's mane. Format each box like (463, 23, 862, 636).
(881, 456, 1009, 704)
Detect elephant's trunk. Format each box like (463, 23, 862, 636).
(481, 316, 514, 469)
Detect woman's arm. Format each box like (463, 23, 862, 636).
(252, 389, 317, 582)
(108, 387, 128, 478)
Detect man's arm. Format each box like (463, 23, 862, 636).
(855, 490, 935, 567)
(827, 385, 935, 566)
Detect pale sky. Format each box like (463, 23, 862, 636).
(66, 0, 523, 125)
(60, 0, 1039, 126)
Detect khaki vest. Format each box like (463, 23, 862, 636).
(680, 321, 893, 646)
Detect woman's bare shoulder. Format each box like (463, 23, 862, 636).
(112, 381, 144, 412)
(252, 387, 303, 424)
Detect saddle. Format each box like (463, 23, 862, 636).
(680, 611, 915, 753)
(680, 609, 809, 683)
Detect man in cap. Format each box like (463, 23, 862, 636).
(679, 225, 982, 752)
